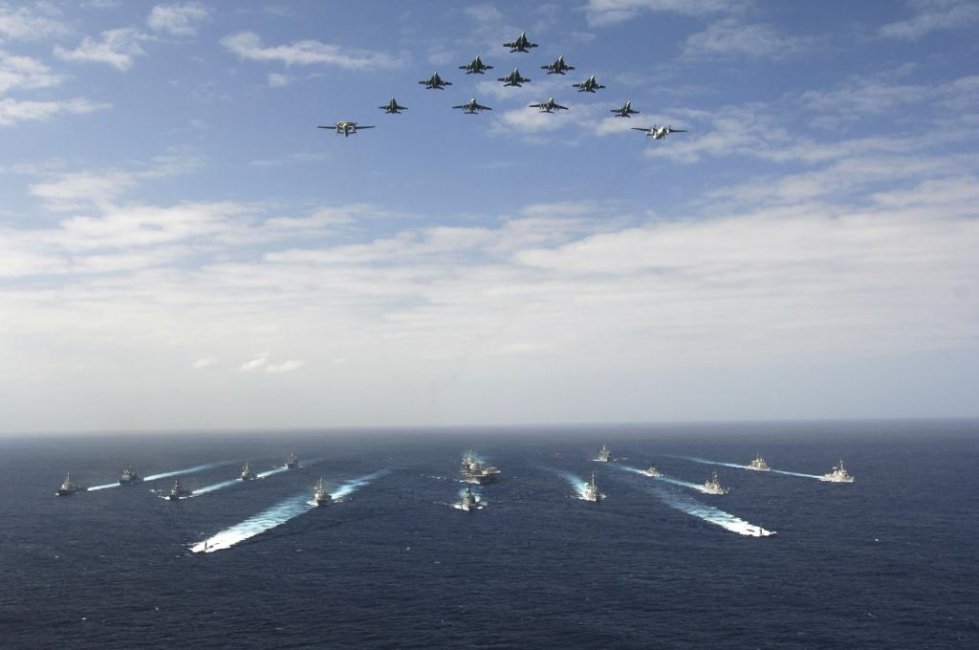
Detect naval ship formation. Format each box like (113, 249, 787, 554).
(460, 451, 501, 484)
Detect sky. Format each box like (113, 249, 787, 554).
(1, 0, 977, 434)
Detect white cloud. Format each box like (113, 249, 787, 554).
(238, 354, 269, 373)
(683, 18, 813, 59)
(267, 72, 290, 87)
(0, 4, 67, 42)
(29, 170, 139, 210)
(192, 357, 216, 369)
(54, 27, 150, 71)
(265, 359, 305, 374)
(0, 50, 62, 94)
(464, 4, 505, 23)
(880, 0, 979, 40)
(585, 0, 748, 26)
(221, 31, 399, 70)
(146, 2, 211, 37)
(0, 97, 107, 126)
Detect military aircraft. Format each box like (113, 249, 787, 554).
(529, 98, 568, 113)
(611, 100, 639, 117)
(503, 31, 538, 53)
(541, 55, 575, 75)
(379, 98, 407, 114)
(459, 55, 493, 74)
(498, 68, 531, 87)
(632, 125, 688, 139)
(318, 121, 375, 138)
(419, 72, 452, 90)
(573, 75, 606, 93)
(452, 98, 493, 114)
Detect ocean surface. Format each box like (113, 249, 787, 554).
(1, 421, 976, 649)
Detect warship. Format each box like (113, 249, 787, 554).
(746, 454, 771, 471)
(643, 465, 662, 477)
(701, 470, 729, 495)
(821, 459, 854, 483)
(240, 462, 257, 480)
(285, 453, 299, 469)
(166, 480, 191, 500)
(118, 466, 143, 484)
(460, 486, 477, 512)
(313, 478, 330, 506)
(596, 444, 611, 462)
(55, 473, 86, 496)
(460, 451, 501, 484)
(582, 472, 601, 502)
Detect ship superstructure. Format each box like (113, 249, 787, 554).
(460, 451, 501, 484)
(702, 470, 729, 495)
(119, 466, 143, 484)
(55, 473, 86, 496)
(597, 444, 611, 462)
(746, 454, 771, 471)
(240, 462, 257, 481)
(460, 486, 477, 512)
(583, 472, 601, 502)
(313, 478, 330, 506)
(643, 465, 662, 477)
(821, 459, 854, 483)
(285, 453, 299, 469)
(166, 480, 191, 500)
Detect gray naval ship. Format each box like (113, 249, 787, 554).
(118, 466, 143, 485)
(285, 453, 299, 469)
(56, 473, 86, 496)
(460, 486, 477, 512)
(821, 459, 854, 483)
(166, 479, 192, 500)
(701, 470, 729, 495)
(239, 462, 257, 480)
(596, 444, 611, 462)
(583, 472, 601, 502)
(460, 451, 501, 484)
(313, 478, 330, 506)
(746, 454, 771, 471)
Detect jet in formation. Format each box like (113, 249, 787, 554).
(611, 100, 639, 117)
(453, 98, 493, 114)
(529, 98, 568, 113)
(541, 55, 575, 75)
(504, 32, 538, 53)
(498, 68, 531, 87)
(419, 73, 452, 90)
(573, 75, 606, 93)
(318, 121, 375, 138)
(632, 125, 688, 139)
(379, 98, 407, 114)
(459, 55, 493, 74)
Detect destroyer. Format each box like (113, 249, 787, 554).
(597, 444, 611, 462)
(166, 480, 191, 500)
(460, 486, 477, 512)
(460, 451, 501, 484)
(55, 473, 86, 496)
(746, 454, 771, 471)
(702, 470, 729, 495)
(643, 465, 662, 477)
(313, 478, 330, 506)
(821, 459, 854, 483)
(583, 472, 601, 502)
(118, 466, 143, 484)
(239, 462, 257, 481)
(285, 453, 299, 469)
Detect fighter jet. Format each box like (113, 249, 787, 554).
(529, 98, 568, 113)
(452, 98, 493, 114)
(632, 125, 688, 139)
(459, 55, 493, 74)
(318, 121, 375, 138)
(379, 98, 407, 114)
(503, 31, 538, 53)
(498, 68, 531, 87)
(611, 100, 639, 117)
(573, 75, 606, 93)
(419, 72, 452, 90)
(541, 55, 575, 75)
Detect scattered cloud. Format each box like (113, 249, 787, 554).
(683, 18, 814, 59)
(238, 354, 269, 372)
(267, 72, 290, 87)
(0, 97, 107, 126)
(0, 3, 67, 42)
(54, 27, 150, 71)
(221, 31, 400, 70)
(464, 4, 505, 23)
(265, 359, 305, 374)
(146, 2, 211, 37)
(192, 357, 216, 369)
(0, 50, 62, 94)
(584, 0, 749, 26)
(880, 0, 979, 40)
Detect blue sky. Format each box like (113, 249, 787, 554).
(1, 0, 977, 434)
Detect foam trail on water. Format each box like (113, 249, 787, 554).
(87, 483, 118, 491)
(190, 494, 314, 554)
(547, 468, 592, 500)
(256, 466, 289, 479)
(144, 462, 227, 482)
(770, 468, 824, 479)
(191, 478, 239, 496)
(330, 469, 390, 500)
(651, 486, 776, 537)
(614, 463, 710, 494)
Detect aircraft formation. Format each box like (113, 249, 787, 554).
(317, 31, 689, 140)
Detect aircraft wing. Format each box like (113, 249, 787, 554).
(631, 127, 651, 132)
(357, 125, 375, 129)
(475, 103, 492, 111)
(554, 103, 568, 110)
(316, 126, 333, 129)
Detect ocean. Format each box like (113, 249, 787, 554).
(1, 421, 976, 649)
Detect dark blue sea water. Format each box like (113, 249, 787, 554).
(1, 421, 976, 649)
